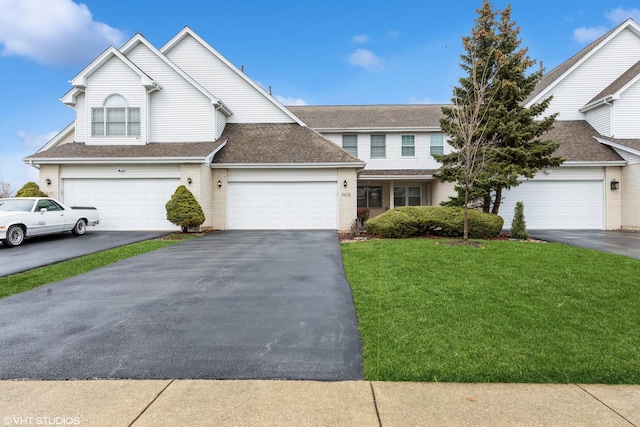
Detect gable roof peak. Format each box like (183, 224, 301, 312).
(526, 18, 640, 106)
(160, 27, 304, 126)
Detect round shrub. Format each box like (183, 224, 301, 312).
(165, 185, 205, 232)
(363, 209, 419, 238)
(365, 206, 503, 239)
(15, 181, 48, 197)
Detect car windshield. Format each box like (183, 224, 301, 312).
(0, 199, 35, 212)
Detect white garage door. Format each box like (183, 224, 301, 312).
(63, 178, 181, 231)
(500, 180, 604, 230)
(228, 182, 338, 229)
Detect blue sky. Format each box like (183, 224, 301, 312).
(1, 0, 640, 193)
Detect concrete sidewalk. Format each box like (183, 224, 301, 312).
(0, 380, 638, 426)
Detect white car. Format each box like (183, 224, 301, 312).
(0, 197, 100, 248)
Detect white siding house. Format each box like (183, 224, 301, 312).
(26, 28, 363, 231)
(25, 20, 640, 231)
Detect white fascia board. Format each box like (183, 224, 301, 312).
(61, 88, 83, 107)
(212, 162, 366, 169)
(358, 175, 435, 180)
(579, 95, 617, 113)
(205, 139, 227, 165)
(160, 27, 300, 125)
(526, 20, 640, 108)
(24, 157, 209, 165)
(120, 33, 230, 114)
(560, 160, 627, 167)
(317, 126, 442, 133)
(70, 46, 156, 89)
(595, 136, 640, 157)
(36, 123, 75, 153)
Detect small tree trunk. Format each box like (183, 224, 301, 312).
(463, 184, 470, 241)
(492, 186, 502, 215)
(482, 195, 491, 213)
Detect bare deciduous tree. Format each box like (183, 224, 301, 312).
(0, 182, 13, 198)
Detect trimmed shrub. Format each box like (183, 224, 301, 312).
(510, 201, 529, 240)
(165, 185, 205, 232)
(365, 206, 504, 239)
(15, 182, 48, 197)
(363, 209, 419, 238)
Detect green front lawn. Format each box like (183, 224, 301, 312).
(342, 238, 640, 384)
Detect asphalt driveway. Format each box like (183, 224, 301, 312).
(530, 230, 640, 260)
(0, 231, 168, 277)
(0, 230, 363, 380)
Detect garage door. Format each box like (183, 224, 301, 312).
(228, 182, 338, 229)
(62, 178, 181, 231)
(500, 180, 603, 230)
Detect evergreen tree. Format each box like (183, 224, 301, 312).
(436, 0, 563, 215)
(510, 201, 529, 239)
(165, 185, 205, 232)
(15, 182, 48, 197)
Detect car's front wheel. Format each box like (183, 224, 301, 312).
(71, 219, 87, 236)
(5, 225, 25, 247)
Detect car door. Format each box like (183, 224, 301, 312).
(30, 199, 66, 236)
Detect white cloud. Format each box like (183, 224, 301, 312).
(386, 30, 399, 39)
(572, 7, 640, 44)
(16, 130, 59, 150)
(606, 7, 640, 24)
(275, 96, 307, 106)
(0, 0, 126, 66)
(572, 26, 608, 43)
(351, 34, 369, 44)
(348, 49, 382, 71)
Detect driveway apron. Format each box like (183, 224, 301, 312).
(0, 231, 363, 380)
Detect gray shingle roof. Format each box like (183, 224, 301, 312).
(544, 121, 623, 162)
(288, 105, 446, 129)
(211, 123, 362, 164)
(24, 140, 226, 160)
(24, 124, 362, 165)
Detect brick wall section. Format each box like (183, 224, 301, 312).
(180, 164, 206, 230)
(604, 166, 622, 230)
(211, 169, 227, 230)
(199, 165, 214, 230)
(338, 168, 358, 231)
(39, 164, 60, 199)
(621, 163, 640, 230)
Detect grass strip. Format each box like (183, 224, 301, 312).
(342, 238, 640, 384)
(0, 240, 179, 299)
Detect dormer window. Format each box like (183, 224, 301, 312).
(91, 94, 140, 137)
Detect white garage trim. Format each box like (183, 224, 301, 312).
(62, 178, 181, 231)
(500, 180, 604, 230)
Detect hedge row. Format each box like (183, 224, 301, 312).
(364, 206, 504, 239)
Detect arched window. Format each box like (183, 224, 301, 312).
(91, 94, 140, 137)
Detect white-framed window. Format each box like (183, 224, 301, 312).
(430, 134, 444, 156)
(370, 135, 386, 158)
(394, 186, 421, 206)
(357, 186, 382, 208)
(91, 94, 140, 137)
(342, 135, 358, 157)
(402, 135, 415, 157)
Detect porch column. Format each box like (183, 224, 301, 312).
(389, 180, 394, 209)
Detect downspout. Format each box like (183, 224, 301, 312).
(604, 97, 614, 137)
(146, 83, 162, 144)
